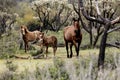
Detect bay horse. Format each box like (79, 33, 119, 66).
(63, 18, 82, 58)
(20, 25, 41, 52)
(38, 33, 57, 58)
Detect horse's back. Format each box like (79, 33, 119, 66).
(47, 36, 57, 46)
(25, 30, 41, 42)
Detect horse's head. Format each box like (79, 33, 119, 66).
(21, 25, 27, 35)
(73, 18, 80, 27)
(38, 32, 44, 43)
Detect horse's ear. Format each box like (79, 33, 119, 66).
(72, 18, 76, 21)
(20, 25, 23, 28)
(77, 18, 80, 21)
(21, 25, 25, 29)
(42, 32, 44, 36)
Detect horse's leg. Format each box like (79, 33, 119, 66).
(25, 43, 27, 53)
(46, 46, 48, 53)
(26, 43, 29, 50)
(73, 40, 78, 57)
(41, 45, 45, 58)
(77, 40, 82, 57)
(53, 39, 57, 57)
(46, 46, 48, 58)
(65, 41, 69, 58)
(24, 42, 27, 53)
(53, 46, 57, 57)
(76, 42, 80, 57)
(70, 43, 73, 58)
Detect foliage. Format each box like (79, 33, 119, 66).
(77, 0, 120, 68)
(16, 2, 35, 25)
(0, 0, 17, 36)
(0, 30, 20, 59)
(0, 1, 120, 80)
(26, 19, 41, 31)
(73, 0, 120, 47)
(31, 0, 73, 31)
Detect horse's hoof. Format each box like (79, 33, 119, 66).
(67, 55, 70, 58)
(76, 56, 79, 59)
(70, 55, 72, 58)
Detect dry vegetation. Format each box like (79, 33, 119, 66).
(0, 0, 120, 80)
(0, 47, 120, 80)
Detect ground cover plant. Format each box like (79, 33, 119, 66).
(0, 0, 120, 80)
(0, 47, 120, 80)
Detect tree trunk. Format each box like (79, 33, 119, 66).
(93, 34, 99, 47)
(89, 31, 93, 47)
(98, 23, 111, 69)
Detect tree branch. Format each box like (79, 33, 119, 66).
(111, 16, 120, 25)
(107, 26, 120, 33)
(78, 0, 105, 25)
(72, 1, 79, 15)
(106, 43, 120, 48)
(110, 4, 118, 19)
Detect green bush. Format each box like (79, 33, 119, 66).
(26, 19, 41, 31)
(0, 30, 20, 59)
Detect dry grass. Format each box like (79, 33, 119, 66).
(0, 47, 99, 73)
(0, 47, 119, 76)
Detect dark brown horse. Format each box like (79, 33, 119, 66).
(63, 18, 82, 58)
(38, 33, 57, 58)
(20, 25, 41, 52)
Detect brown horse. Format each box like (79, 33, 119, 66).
(20, 25, 41, 52)
(38, 33, 57, 58)
(63, 18, 82, 58)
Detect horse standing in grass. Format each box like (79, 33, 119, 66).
(20, 25, 41, 52)
(63, 18, 82, 58)
(38, 33, 57, 58)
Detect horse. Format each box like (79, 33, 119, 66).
(20, 25, 41, 52)
(37, 32, 57, 58)
(63, 18, 82, 58)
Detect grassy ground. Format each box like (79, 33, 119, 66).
(0, 47, 119, 75)
(0, 47, 96, 73)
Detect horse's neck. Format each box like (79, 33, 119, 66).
(24, 28, 29, 33)
(74, 23, 80, 29)
(74, 24, 81, 36)
(43, 36, 47, 43)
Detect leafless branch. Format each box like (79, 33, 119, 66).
(78, 0, 105, 24)
(109, 7, 117, 19)
(106, 43, 120, 48)
(95, 0, 101, 16)
(107, 26, 120, 33)
(111, 16, 120, 25)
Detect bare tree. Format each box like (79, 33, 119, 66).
(0, 0, 17, 36)
(32, 1, 72, 32)
(78, 0, 120, 69)
(72, 0, 118, 47)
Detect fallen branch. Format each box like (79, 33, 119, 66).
(10, 55, 29, 59)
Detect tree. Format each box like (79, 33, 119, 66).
(72, 0, 118, 47)
(31, 0, 72, 31)
(0, 0, 17, 36)
(78, 0, 120, 69)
